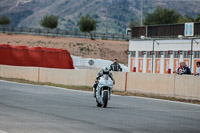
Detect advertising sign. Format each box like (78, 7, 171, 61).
(174, 59, 180, 72)
(184, 59, 190, 68)
(155, 59, 160, 73)
(164, 59, 170, 74)
(138, 59, 143, 73)
(194, 60, 200, 73)
(146, 59, 152, 73)
(185, 22, 194, 36)
(131, 58, 136, 72)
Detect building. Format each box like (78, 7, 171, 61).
(128, 23, 200, 74)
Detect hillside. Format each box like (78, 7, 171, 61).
(0, 33, 129, 64)
(0, 0, 200, 33)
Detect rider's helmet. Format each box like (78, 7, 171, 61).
(103, 67, 109, 74)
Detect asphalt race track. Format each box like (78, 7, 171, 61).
(0, 80, 200, 133)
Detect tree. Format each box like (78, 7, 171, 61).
(195, 14, 200, 22)
(0, 15, 10, 26)
(40, 15, 58, 36)
(0, 15, 10, 33)
(144, 6, 181, 25)
(178, 15, 194, 23)
(129, 19, 140, 28)
(77, 14, 97, 40)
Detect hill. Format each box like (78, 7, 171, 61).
(0, 33, 129, 64)
(0, 0, 200, 33)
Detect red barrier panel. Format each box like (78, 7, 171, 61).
(0, 44, 74, 69)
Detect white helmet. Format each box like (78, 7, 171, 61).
(103, 67, 109, 74)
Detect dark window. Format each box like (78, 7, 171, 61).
(184, 51, 190, 58)
(131, 51, 136, 57)
(174, 51, 180, 58)
(164, 51, 170, 58)
(194, 51, 200, 58)
(147, 51, 152, 58)
(155, 51, 161, 58)
(138, 51, 144, 58)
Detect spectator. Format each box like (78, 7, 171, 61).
(193, 61, 200, 76)
(110, 59, 122, 72)
(176, 62, 191, 75)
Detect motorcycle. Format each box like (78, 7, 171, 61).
(94, 74, 114, 108)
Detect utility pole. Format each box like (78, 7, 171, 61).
(141, 0, 143, 26)
(105, 0, 108, 38)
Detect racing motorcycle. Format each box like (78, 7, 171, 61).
(94, 74, 114, 108)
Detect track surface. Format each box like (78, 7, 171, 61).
(0, 80, 200, 133)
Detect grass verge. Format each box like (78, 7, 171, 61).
(0, 77, 200, 104)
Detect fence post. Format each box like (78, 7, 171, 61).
(3, 26, 5, 33)
(11, 27, 14, 33)
(38, 29, 40, 35)
(94, 32, 96, 39)
(56, 29, 58, 36)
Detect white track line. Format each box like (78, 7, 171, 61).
(0, 79, 200, 107)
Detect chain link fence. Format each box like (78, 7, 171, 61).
(0, 26, 131, 41)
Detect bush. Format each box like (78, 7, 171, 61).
(0, 15, 10, 26)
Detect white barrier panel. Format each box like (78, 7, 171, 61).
(0, 65, 1, 77)
(39, 68, 88, 86)
(85, 70, 100, 87)
(175, 75, 200, 100)
(127, 73, 175, 97)
(0, 65, 200, 100)
(112, 72, 126, 91)
(0, 65, 39, 82)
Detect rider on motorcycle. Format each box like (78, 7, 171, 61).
(93, 67, 114, 97)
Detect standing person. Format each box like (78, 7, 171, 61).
(110, 59, 122, 72)
(176, 62, 191, 75)
(193, 61, 200, 76)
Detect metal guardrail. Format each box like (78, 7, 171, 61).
(0, 26, 131, 41)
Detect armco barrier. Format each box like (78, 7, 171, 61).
(0, 65, 39, 82)
(0, 65, 200, 100)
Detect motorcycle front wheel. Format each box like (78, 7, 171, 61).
(103, 91, 108, 108)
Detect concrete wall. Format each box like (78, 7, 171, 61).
(0, 65, 200, 100)
(127, 73, 175, 97)
(85, 70, 100, 86)
(0, 65, 39, 82)
(112, 72, 126, 91)
(175, 75, 200, 100)
(0, 65, 1, 78)
(39, 68, 88, 86)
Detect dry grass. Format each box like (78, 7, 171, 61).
(0, 34, 129, 65)
(0, 77, 200, 104)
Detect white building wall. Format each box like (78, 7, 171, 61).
(129, 39, 200, 74)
